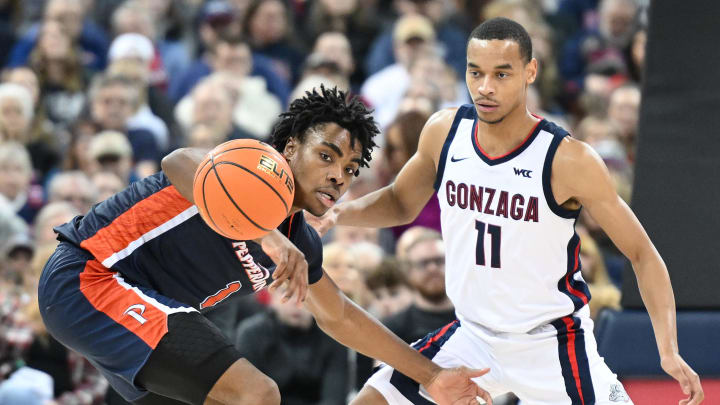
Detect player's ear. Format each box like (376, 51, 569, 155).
(283, 137, 298, 161)
(526, 58, 538, 84)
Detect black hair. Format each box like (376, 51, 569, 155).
(468, 17, 532, 63)
(270, 85, 378, 172)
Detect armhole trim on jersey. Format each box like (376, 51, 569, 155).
(285, 213, 296, 238)
(433, 105, 473, 192)
(542, 134, 581, 219)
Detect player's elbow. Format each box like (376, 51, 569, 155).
(160, 148, 187, 173)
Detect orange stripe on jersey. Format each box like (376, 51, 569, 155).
(199, 281, 242, 309)
(79, 260, 167, 348)
(418, 320, 456, 353)
(80, 186, 192, 264)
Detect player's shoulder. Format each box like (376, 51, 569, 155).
(419, 107, 467, 151)
(554, 136, 602, 169)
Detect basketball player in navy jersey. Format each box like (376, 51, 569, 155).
(314, 19, 704, 405)
(38, 87, 492, 405)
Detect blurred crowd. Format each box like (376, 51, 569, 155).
(0, 0, 647, 404)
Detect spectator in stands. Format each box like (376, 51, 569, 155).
(362, 14, 437, 130)
(365, 258, 412, 319)
(578, 228, 621, 318)
(382, 111, 441, 239)
(560, 0, 638, 100)
(304, 32, 355, 91)
(383, 227, 455, 344)
(366, 0, 467, 77)
(304, 0, 379, 87)
(47, 171, 97, 215)
(175, 72, 279, 142)
(6, 0, 109, 71)
(28, 20, 88, 127)
(322, 242, 367, 308)
(243, 0, 305, 85)
(89, 74, 160, 177)
(235, 289, 349, 405)
(627, 26, 647, 83)
(91, 171, 125, 203)
(87, 131, 136, 185)
(0, 232, 34, 287)
(607, 83, 641, 159)
(0, 83, 33, 143)
(0, 142, 43, 225)
(170, 7, 289, 104)
(107, 33, 172, 152)
(32, 201, 79, 248)
(1, 68, 60, 180)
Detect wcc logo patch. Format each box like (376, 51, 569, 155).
(513, 167, 532, 178)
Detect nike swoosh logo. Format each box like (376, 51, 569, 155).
(450, 156, 469, 162)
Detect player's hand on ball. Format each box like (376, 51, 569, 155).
(259, 230, 309, 305)
(425, 366, 493, 405)
(660, 352, 704, 404)
(305, 206, 338, 237)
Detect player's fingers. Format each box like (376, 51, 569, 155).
(476, 390, 493, 405)
(685, 371, 704, 405)
(464, 368, 490, 378)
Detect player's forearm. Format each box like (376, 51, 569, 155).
(335, 184, 417, 228)
(315, 296, 440, 387)
(161, 148, 209, 203)
(633, 247, 679, 357)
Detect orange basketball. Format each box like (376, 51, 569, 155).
(193, 139, 295, 240)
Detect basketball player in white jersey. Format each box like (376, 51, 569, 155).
(314, 18, 704, 405)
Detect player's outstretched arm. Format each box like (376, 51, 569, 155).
(161, 147, 209, 204)
(311, 109, 455, 236)
(554, 139, 704, 405)
(305, 271, 493, 405)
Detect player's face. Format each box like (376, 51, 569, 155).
(283, 123, 363, 216)
(466, 39, 537, 124)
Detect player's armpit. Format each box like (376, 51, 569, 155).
(161, 148, 210, 204)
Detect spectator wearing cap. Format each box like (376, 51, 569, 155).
(111, 0, 192, 107)
(46, 171, 97, 215)
(169, 1, 290, 105)
(365, 0, 468, 78)
(0, 142, 44, 225)
(6, 0, 109, 71)
(88, 73, 160, 178)
(361, 14, 438, 131)
(1, 232, 34, 287)
(107, 33, 172, 152)
(87, 130, 137, 186)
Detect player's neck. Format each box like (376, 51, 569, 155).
(475, 108, 541, 158)
(413, 294, 454, 312)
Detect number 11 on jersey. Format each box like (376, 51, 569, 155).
(475, 220, 501, 269)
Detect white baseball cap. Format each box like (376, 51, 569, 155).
(109, 33, 154, 62)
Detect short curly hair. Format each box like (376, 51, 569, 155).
(269, 85, 378, 173)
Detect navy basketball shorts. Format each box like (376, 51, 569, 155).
(365, 309, 633, 405)
(38, 242, 242, 404)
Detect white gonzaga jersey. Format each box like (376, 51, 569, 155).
(435, 105, 591, 334)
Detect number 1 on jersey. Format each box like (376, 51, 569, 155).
(475, 220, 501, 269)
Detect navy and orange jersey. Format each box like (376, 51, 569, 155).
(54, 172, 323, 310)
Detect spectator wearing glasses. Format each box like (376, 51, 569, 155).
(382, 227, 454, 344)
